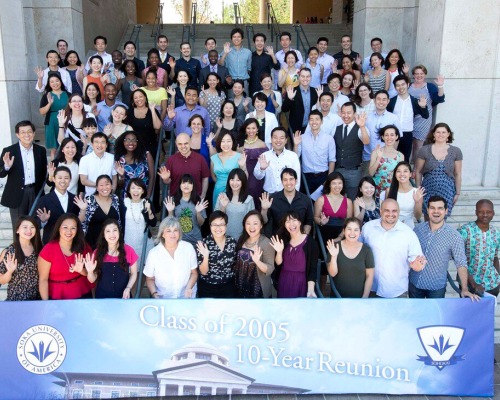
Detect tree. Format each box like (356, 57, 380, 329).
(170, 0, 215, 24)
(217, 0, 290, 24)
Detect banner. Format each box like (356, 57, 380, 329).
(0, 298, 494, 399)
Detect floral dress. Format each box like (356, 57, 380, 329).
(373, 153, 403, 195)
(119, 153, 150, 196)
(0, 245, 40, 301)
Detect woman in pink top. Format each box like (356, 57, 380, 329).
(314, 172, 353, 243)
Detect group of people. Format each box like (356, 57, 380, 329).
(0, 30, 497, 302)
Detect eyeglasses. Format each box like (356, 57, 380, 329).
(210, 223, 226, 228)
(124, 138, 138, 143)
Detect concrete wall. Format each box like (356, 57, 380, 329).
(353, 0, 418, 65)
(82, 0, 137, 57)
(137, 0, 159, 24)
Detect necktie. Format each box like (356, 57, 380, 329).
(161, 53, 166, 63)
(211, 66, 217, 73)
(343, 125, 348, 140)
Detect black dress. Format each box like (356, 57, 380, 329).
(85, 206, 120, 249)
(126, 107, 160, 157)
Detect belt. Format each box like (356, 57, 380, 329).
(305, 171, 328, 176)
(49, 275, 82, 284)
(337, 165, 360, 170)
(24, 183, 36, 188)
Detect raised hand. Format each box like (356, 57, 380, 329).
(70, 253, 85, 274)
(353, 79, 360, 89)
(374, 144, 384, 159)
(196, 241, 210, 259)
(101, 73, 110, 85)
(434, 74, 445, 87)
(265, 46, 274, 56)
(36, 207, 51, 223)
(195, 199, 209, 213)
(215, 117, 222, 129)
(293, 130, 302, 146)
(207, 132, 215, 147)
(47, 92, 54, 104)
(114, 161, 125, 177)
(157, 165, 171, 181)
(320, 211, 329, 226)
(131, 83, 139, 91)
(258, 153, 270, 170)
(34, 66, 45, 80)
(402, 63, 410, 75)
(355, 54, 362, 66)
(225, 75, 233, 85)
(73, 194, 88, 211)
(413, 186, 425, 203)
(104, 123, 113, 137)
(286, 85, 297, 100)
(4, 252, 18, 273)
(354, 197, 366, 210)
(91, 105, 100, 116)
(218, 193, 230, 209)
(163, 196, 175, 213)
(251, 246, 263, 263)
(315, 85, 324, 99)
(237, 151, 247, 169)
(355, 111, 367, 128)
(201, 54, 208, 65)
(47, 161, 56, 178)
(57, 110, 67, 127)
(167, 104, 176, 119)
(331, 59, 338, 72)
(113, 68, 121, 80)
(149, 102, 157, 111)
(168, 57, 176, 70)
(224, 42, 232, 54)
(326, 239, 339, 258)
(269, 235, 285, 253)
(418, 94, 427, 108)
(84, 253, 97, 274)
(166, 86, 176, 97)
(243, 97, 251, 107)
(260, 192, 273, 210)
(2, 152, 14, 169)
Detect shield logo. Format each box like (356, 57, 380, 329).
(416, 325, 465, 370)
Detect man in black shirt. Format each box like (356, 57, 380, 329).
(249, 33, 280, 96)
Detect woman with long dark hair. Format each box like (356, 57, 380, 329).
(83, 82, 102, 114)
(353, 177, 380, 224)
(84, 219, 138, 299)
(63, 50, 84, 96)
(215, 168, 255, 239)
(0, 216, 42, 300)
(117, 59, 143, 108)
(234, 210, 275, 298)
(384, 49, 410, 97)
(38, 213, 93, 300)
(47, 137, 81, 194)
(199, 72, 226, 132)
(269, 211, 318, 298)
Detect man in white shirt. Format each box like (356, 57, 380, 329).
(313, 37, 335, 85)
(362, 199, 426, 298)
(85, 35, 113, 72)
(253, 127, 301, 193)
(312, 92, 342, 136)
(362, 37, 387, 73)
(79, 132, 117, 197)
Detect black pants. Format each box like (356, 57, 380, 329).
(304, 171, 328, 194)
(197, 279, 236, 298)
(9, 186, 36, 231)
(399, 131, 413, 162)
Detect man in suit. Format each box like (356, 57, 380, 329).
(35, 166, 83, 243)
(198, 50, 231, 92)
(281, 68, 318, 133)
(0, 121, 48, 230)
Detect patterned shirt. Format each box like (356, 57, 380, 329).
(410, 222, 467, 290)
(197, 235, 237, 285)
(458, 222, 500, 291)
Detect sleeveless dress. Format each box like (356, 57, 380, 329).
(67, 69, 83, 96)
(244, 147, 267, 210)
(408, 83, 433, 141)
(320, 195, 348, 242)
(235, 248, 264, 298)
(422, 160, 456, 217)
(86, 74, 105, 97)
(361, 197, 381, 224)
(373, 153, 403, 195)
(211, 152, 241, 205)
(397, 188, 417, 228)
(43, 91, 69, 149)
(282, 69, 299, 92)
(119, 153, 150, 197)
(365, 69, 386, 93)
(278, 237, 307, 298)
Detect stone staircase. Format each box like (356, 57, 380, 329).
(119, 23, 353, 64)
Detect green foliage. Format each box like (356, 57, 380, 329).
(217, 0, 290, 24)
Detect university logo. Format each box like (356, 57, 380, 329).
(17, 325, 67, 375)
(416, 325, 465, 370)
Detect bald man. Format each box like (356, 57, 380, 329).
(362, 199, 426, 298)
(158, 133, 210, 199)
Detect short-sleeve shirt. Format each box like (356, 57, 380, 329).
(143, 241, 198, 298)
(166, 151, 210, 196)
(174, 199, 206, 245)
(197, 235, 237, 285)
(79, 152, 117, 197)
(458, 222, 500, 291)
(416, 144, 463, 179)
(333, 243, 374, 298)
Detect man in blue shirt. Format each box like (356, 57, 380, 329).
(173, 42, 201, 87)
(96, 83, 126, 131)
(411, 196, 479, 300)
(219, 27, 252, 93)
(163, 87, 211, 137)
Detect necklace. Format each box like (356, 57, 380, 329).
(129, 201, 143, 224)
(245, 137, 258, 144)
(60, 244, 74, 272)
(108, 248, 119, 257)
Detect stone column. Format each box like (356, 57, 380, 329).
(195, 386, 201, 395)
(259, 0, 267, 23)
(177, 385, 184, 396)
(211, 386, 217, 395)
(183, 0, 192, 24)
(353, 0, 418, 66)
(227, 388, 233, 395)
(159, 383, 166, 396)
(414, 0, 500, 186)
(330, 0, 343, 24)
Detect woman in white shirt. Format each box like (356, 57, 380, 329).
(144, 217, 198, 299)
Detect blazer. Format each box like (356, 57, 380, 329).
(281, 86, 319, 133)
(199, 64, 231, 91)
(387, 95, 430, 121)
(0, 143, 47, 208)
(34, 190, 80, 244)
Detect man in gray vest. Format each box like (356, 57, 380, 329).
(334, 102, 370, 200)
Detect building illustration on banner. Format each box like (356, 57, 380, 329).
(52, 343, 309, 398)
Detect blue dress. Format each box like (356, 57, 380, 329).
(211, 152, 241, 205)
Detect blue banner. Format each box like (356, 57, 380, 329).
(0, 298, 494, 399)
